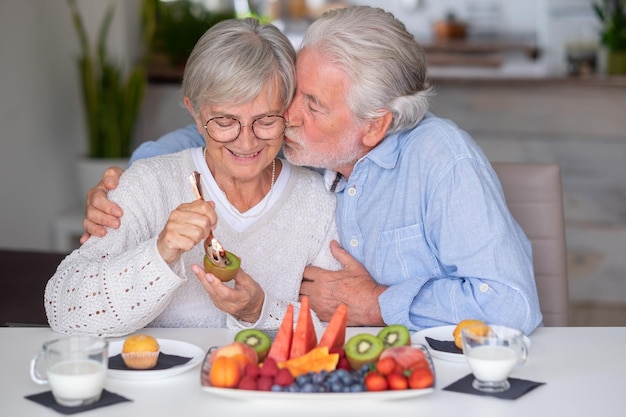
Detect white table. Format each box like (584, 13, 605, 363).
(4, 326, 623, 416)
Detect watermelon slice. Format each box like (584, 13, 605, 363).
(289, 296, 318, 359)
(318, 303, 347, 351)
(266, 303, 294, 363)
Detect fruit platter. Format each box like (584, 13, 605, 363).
(200, 297, 436, 400)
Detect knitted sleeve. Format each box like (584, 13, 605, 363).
(44, 157, 191, 337)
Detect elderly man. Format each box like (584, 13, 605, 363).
(81, 6, 542, 334)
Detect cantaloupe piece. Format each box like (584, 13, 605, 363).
(279, 346, 339, 377)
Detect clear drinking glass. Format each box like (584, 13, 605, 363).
(461, 324, 528, 393)
(30, 336, 108, 407)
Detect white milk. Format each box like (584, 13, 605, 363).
(466, 345, 518, 382)
(47, 359, 106, 401)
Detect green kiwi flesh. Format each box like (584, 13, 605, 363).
(234, 329, 272, 361)
(203, 251, 240, 282)
(344, 333, 384, 370)
(377, 324, 411, 348)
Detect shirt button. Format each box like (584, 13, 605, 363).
(348, 187, 357, 196)
(350, 238, 359, 247)
(479, 283, 490, 293)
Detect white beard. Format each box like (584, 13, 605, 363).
(283, 127, 364, 172)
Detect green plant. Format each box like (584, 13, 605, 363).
(152, 0, 235, 67)
(593, 0, 626, 51)
(67, 0, 156, 158)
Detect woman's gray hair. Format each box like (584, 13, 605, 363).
(301, 6, 434, 134)
(183, 18, 296, 117)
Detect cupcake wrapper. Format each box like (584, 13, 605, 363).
(121, 351, 159, 370)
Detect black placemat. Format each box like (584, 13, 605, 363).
(425, 336, 463, 354)
(109, 352, 192, 370)
(25, 389, 131, 415)
(443, 374, 545, 400)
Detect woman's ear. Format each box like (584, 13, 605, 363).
(183, 97, 195, 115)
(184, 97, 205, 133)
(362, 111, 393, 148)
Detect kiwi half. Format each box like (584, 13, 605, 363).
(344, 333, 385, 370)
(203, 251, 240, 282)
(377, 324, 411, 348)
(234, 329, 272, 361)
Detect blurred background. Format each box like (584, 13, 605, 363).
(1, 0, 625, 325)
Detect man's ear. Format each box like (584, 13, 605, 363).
(363, 111, 393, 148)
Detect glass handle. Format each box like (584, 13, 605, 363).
(30, 352, 48, 385)
(518, 341, 529, 367)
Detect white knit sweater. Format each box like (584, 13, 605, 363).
(45, 150, 340, 337)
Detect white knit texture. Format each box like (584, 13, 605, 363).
(45, 150, 340, 337)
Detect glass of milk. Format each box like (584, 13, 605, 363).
(30, 336, 108, 406)
(461, 324, 528, 393)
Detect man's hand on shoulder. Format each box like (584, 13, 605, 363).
(80, 167, 125, 243)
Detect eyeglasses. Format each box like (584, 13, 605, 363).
(203, 115, 287, 143)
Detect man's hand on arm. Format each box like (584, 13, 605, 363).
(300, 240, 386, 326)
(80, 167, 125, 243)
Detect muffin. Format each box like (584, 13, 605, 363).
(453, 319, 489, 350)
(121, 334, 160, 369)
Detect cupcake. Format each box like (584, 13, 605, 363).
(121, 334, 160, 369)
(453, 319, 489, 350)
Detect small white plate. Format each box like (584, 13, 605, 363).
(202, 386, 434, 401)
(108, 339, 205, 380)
(412, 325, 531, 363)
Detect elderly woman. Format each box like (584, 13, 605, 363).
(45, 18, 339, 337)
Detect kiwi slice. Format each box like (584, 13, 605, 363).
(344, 333, 385, 370)
(203, 251, 240, 282)
(377, 324, 411, 348)
(234, 329, 272, 361)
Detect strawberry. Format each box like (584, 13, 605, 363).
(406, 359, 430, 372)
(375, 356, 398, 376)
(408, 367, 434, 389)
(364, 371, 388, 392)
(386, 371, 408, 390)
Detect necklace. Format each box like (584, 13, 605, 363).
(204, 147, 276, 219)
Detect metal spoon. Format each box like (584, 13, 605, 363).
(188, 171, 230, 267)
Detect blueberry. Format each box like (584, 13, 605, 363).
(301, 383, 315, 393)
(296, 374, 310, 384)
(350, 383, 365, 392)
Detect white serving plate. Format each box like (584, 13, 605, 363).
(200, 343, 435, 400)
(201, 385, 434, 401)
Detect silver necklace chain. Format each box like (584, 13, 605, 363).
(204, 147, 276, 219)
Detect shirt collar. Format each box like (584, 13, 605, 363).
(323, 130, 403, 193)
